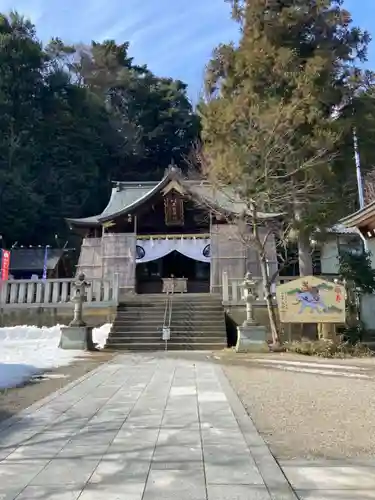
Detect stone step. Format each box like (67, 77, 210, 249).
(106, 336, 226, 343)
(120, 293, 221, 302)
(110, 293, 227, 351)
(110, 331, 227, 339)
(112, 321, 226, 332)
(112, 323, 227, 329)
(105, 342, 226, 351)
(111, 325, 226, 333)
(115, 311, 225, 319)
(117, 304, 224, 311)
(121, 296, 222, 300)
(114, 316, 225, 324)
(115, 312, 224, 325)
(117, 309, 224, 314)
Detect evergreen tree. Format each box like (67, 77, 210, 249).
(0, 13, 46, 244)
(0, 13, 201, 246)
(49, 39, 201, 180)
(201, 0, 375, 276)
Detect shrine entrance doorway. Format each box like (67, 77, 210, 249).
(135, 237, 210, 294)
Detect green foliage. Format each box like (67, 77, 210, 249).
(339, 251, 375, 293)
(201, 0, 375, 225)
(338, 250, 375, 344)
(284, 339, 373, 358)
(340, 323, 366, 345)
(0, 13, 200, 246)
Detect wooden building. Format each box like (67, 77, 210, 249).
(7, 248, 73, 279)
(340, 201, 375, 265)
(67, 167, 279, 295)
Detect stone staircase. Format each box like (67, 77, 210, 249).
(105, 294, 228, 351)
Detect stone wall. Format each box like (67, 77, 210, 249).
(76, 233, 136, 294)
(102, 233, 136, 292)
(76, 238, 102, 278)
(0, 305, 117, 328)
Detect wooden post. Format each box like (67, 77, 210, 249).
(9, 282, 17, 304)
(51, 281, 59, 303)
(222, 271, 229, 303)
(61, 282, 69, 302)
(101, 224, 105, 280)
(35, 282, 42, 303)
(18, 282, 26, 304)
(209, 212, 213, 293)
(134, 215, 137, 292)
(0, 280, 7, 305)
(26, 282, 34, 303)
(43, 281, 51, 304)
(113, 273, 120, 304)
(231, 280, 238, 304)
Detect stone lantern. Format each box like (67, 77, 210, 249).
(59, 273, 95, 351)
(235, 272, 269, 353)
(69, 273, 90, 327)
(241, 272, 258, 326)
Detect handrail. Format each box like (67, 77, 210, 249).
(162, 281, 175, 350)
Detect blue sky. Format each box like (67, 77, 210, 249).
(0, 0, 373, 101)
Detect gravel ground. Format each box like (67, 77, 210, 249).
(0, 351, 115, 423)
(222, 359, 375, 461)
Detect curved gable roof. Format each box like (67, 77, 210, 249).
(66, 169, 179, 227)
(66, 169, 281, 228)
(98, 176, 172, 223)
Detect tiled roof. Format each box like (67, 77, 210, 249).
(8, 249, 64, 271)
(66, 172, 280, 228)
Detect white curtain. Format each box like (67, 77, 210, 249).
(136, 238, 210, 264)
(176, 238, 210, 263)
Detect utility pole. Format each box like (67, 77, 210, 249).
(353, 127, 365, 209)
(352, 127, 368, 252)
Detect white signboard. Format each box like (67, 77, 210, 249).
(162, 327, 171, 341)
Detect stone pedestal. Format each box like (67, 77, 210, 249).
(59, 326, 95, 350)
(236, 325, 269, 353)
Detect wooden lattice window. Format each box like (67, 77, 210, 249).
(164, 192, 184, 226)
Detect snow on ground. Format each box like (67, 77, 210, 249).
(0, 324, 111, 390)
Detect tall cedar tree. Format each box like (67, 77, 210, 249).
(202, 0, 374, 277)
(199, 47, 339, 343)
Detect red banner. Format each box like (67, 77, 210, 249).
(1, 250, 10, 281)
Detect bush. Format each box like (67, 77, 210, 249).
(284, 339, 373, 358)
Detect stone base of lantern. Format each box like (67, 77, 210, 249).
(235, 324, 269, 353)
(59, 326, 95, 351)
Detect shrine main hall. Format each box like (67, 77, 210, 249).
(67, 167, 278, 296)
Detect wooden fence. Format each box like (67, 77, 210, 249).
(0, 275, 119, 308)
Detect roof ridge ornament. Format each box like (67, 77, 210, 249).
(165, 160, 182, 177)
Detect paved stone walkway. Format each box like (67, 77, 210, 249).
(0, 353, 297, 500)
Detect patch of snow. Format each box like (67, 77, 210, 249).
(0, 323, 111, 390)
(93, 323, 112, 349)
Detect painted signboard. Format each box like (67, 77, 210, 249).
(276, 276, 346, 324)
